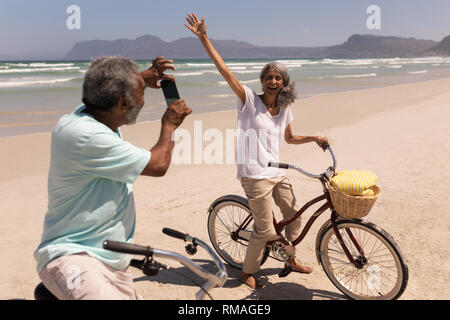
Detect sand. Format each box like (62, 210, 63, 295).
(1, 77, 449, 300)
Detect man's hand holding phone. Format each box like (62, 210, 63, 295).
(162, 99, 192, 130)
(161, 79, 191, 129)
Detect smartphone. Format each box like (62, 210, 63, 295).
(161, 80, 180, 107)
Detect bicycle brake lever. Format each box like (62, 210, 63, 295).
(143, 258, 167, 277)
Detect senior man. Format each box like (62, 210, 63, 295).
(34, 56, 192, 300)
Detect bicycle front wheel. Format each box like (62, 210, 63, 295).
(319, 219, 408, 300)
(207, 199, 270, 269)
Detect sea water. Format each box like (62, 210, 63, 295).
(1, 57, 450, 137)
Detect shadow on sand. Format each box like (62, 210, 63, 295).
(133, 259, 346, 300)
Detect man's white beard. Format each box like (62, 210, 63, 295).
(126, 101, 142, 125)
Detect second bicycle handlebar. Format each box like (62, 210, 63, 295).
(268, 145, 337, 179)
(103, 228, 228, 300)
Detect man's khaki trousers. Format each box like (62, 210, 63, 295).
(39, 252, 139, 300)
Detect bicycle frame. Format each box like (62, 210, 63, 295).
(234, 177, 366, 268)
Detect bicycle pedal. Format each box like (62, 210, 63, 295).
(278, 266, 292, 278)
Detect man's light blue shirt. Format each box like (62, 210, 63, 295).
(34, 105, 151, 273)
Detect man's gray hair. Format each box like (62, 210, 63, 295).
(82, 56, 139, 111)
(260, 62, 298, 109)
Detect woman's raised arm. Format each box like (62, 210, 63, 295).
(185, 13, 246, 104)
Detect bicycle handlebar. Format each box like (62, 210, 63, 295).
(103, 241, 153, 256)
(162, 227, 188, 241)
(268, 145, 337, 179)
(103, 228, 228, 300)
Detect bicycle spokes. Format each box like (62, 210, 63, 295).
(320, 221, 407, 300)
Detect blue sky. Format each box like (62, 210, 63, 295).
(1, 0, 449, 59)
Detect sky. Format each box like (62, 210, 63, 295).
(1, 0, 449, 59)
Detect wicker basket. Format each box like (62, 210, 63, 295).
(327, 183, 380, 219)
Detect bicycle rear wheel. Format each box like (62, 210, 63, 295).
(318, 219, 408, 300)
(207, 198, 270, 269)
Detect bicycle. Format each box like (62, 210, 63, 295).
(34, 227, 228, 300)
(207, 145, 409, 300)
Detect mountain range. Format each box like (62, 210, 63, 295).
(64, 34, 449, 61)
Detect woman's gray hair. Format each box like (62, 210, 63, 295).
(82, 56, 139, 111)
(260, 62, 298, 109)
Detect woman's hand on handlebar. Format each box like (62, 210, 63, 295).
(314, 136, 329, 151)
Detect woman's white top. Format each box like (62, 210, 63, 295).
(236, 85, 294, 179)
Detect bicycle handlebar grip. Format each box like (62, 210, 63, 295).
(103, 240, 152, 256)
(162, 227, 188, 241)
(268, 162, 289, 169)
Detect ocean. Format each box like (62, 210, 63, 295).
(1, 57, 450, 137)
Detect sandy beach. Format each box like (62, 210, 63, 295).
(1, 77, 449, 300)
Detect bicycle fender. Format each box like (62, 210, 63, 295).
(315, 219, 333, 265)
(207, 194, 249, 214)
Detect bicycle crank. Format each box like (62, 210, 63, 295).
(269, 240, 296, 277)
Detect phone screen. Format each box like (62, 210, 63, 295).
(161, 80, 180, 107)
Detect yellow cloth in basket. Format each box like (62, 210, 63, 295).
(330, 170, 378, 196)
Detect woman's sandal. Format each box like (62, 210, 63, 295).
(239, 273, 264, 289)
(287, 260, 313, 274)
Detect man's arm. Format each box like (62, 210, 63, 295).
(138, 57, 192, 177)
(141, 99, 192, 177)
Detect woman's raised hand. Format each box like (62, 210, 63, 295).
(185, 13, 207, 38)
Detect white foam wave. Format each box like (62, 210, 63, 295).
(242, 79, 259, 84)
(285, 64, 303, 68)
(0, 66, 80, 73)
(386, 57, 450, 65)
(241, 79, 260, 84)
(408, 70, 428, 74)
(174, 72, 205, 76)
(29, 63, 75, 67)
(333, 73, 377, 79)
(0, 77, 79, 88)
(387, 65, 403, 69)
(227, 62, 266, 67)
(6, 63, 29, 67)
(203, 70, 220, 74)
(218, 79, 259, 85)
(184, 63, 215, 67)
(276, 59, 310, 64)
(324, 59, 376, 66)
(233, 70, 260, 74)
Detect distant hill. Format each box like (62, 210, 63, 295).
(64, 34, 441, 61)
(425, 36, 450, 56)
(323, 34, 438, 58)
(64, 35, 328, 60)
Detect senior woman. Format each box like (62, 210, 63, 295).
(185, 13, 329, 289)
